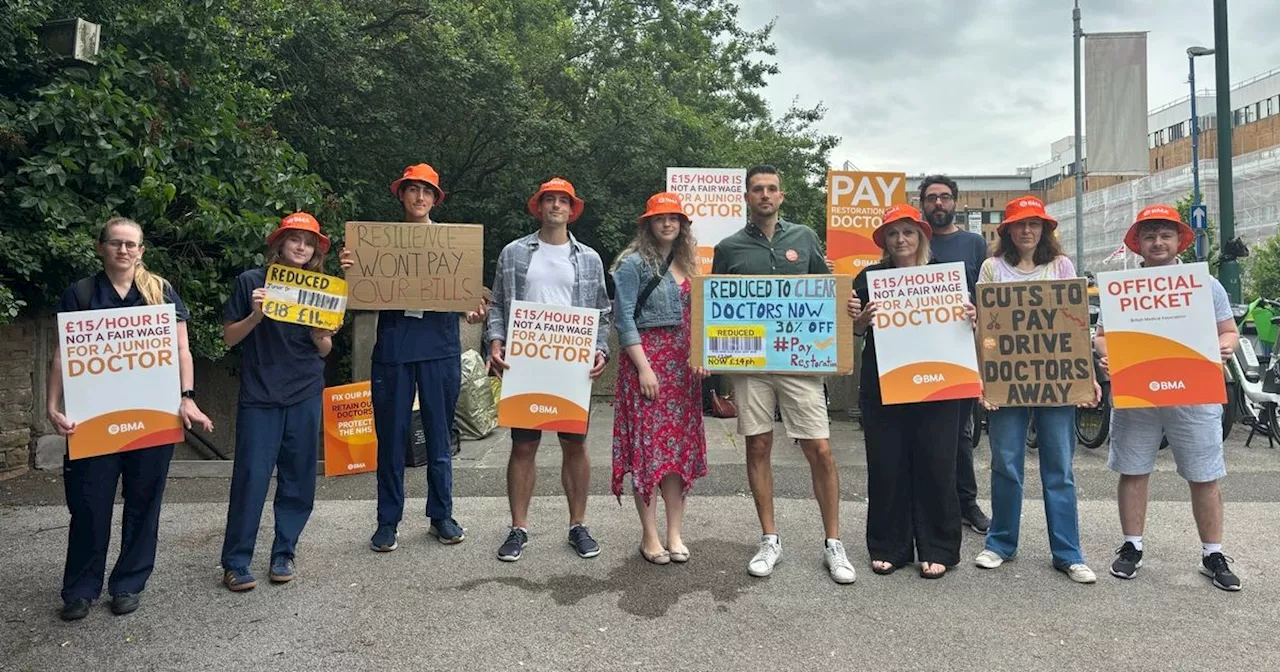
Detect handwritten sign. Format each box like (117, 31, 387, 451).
(690, 275, 854, 374)
(262, 264, 347, 330)
(1098, 263, 1226, 407)
(976, 279, 1095, 406)
(343, 221, 483, 311)
(497, 301, 599, 433)
(827, 171, 907, 275)
(58, 305, 183, 459)
(666, 167, 746, 273)
(867, 262, 981, 404)
(322, 382, 377, 477)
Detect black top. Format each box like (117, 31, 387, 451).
(56, 272, 190, 319)
(223, 267, 326, 408)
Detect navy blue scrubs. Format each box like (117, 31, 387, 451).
(56, 273, 189, 604)
(219, 267, 325, 572)
(372, 310, 461, 527)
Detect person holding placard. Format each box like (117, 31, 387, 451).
(338, 163, 486, 553)
(611, 192, 709, 565)
(1095, 205, 1242, 591)
(710, 165, 856, 585)
(973, 196, 1100, 584)
(46, 217, 214, 621)
(848, 204, 970, 579)
(486, 177, 612, 562)
(219, 212, 335, 591)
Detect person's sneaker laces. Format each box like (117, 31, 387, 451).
(1109, 542, 1143, 580)
(1200, 552, 1242, 592)
(269, 556, 295, 583)
(429, 518, 466, 544)
(1060, 563, 1097, 584)
(568, 525, 601, 558)
(223, 568, 257, 592)
(963, 507, 991, 534)
(370, 525, 399, 553)
(823, 540, 856, 584)
(747, 537, 782, 577)
(974, 549, 1004, 569)
(497, 527, 529, 562)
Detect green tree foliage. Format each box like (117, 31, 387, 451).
(1175, 195, 1220, 275)
(1245, 234, 1280, 301)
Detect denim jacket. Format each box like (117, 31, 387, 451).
(484, 232, 612, 356)
(611, 252, 683, 348)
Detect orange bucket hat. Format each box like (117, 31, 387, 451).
(999, 195, 1058, 234)
(637, 192, 691, 225)
(1125, 204, 1195, 254)
(267, 212, 331, 254)
(389, 163, 445, 203)
(873, 203, 930, 249)
(527, 177, 586, 222)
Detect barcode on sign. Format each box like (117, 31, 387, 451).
(297, 289, 342, 312)
(708, 336, 764, 355)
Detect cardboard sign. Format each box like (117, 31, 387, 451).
(827, 171, 907, 275)
(867, 262, 981, 404)
(497, 301, 599, 433)
(976, 279, 1095, 406)
(323, 381, 377, 476)
(343, 221, 484, 311)
(58, 305, 183, 459)
(262, 264, 347, 330)
(690, 275, 854, 374)
(1097, 263, 1226, 408)
(667, 167, 747, 274)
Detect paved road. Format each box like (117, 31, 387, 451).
(2, 415, 1277, 671)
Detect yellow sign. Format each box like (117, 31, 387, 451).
(262, 264, 348, 330)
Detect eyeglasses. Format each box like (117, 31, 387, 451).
(104, 240, 140, 251)
(923, 194, 955, 204)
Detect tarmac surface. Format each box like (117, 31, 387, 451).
(2, 409, 1278, 671)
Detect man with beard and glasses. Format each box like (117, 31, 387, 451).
(917, 174, 991, 535)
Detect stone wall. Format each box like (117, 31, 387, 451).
(0, 321, 35, 479)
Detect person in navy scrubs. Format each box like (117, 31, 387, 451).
(220, 212, 336, 591)
(339, 163, 486, 552)
(46, 217, 214, 621)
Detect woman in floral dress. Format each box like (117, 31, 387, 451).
(611, 192, 708, 565)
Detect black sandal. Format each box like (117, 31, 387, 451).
(871, 560, 897, 575)
(919, 562, 947, 579)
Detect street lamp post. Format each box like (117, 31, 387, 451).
(1188, 46, 1215, 261)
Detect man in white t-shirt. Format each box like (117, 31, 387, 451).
(485, 177, 612, 563)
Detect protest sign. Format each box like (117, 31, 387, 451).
(262, 264, 348, 331)
(976, 279, 1095, 406)
(867, 262, 981, 404)
(827, 171, 907, 275)
(690, 275, 854, 374)
(497, 301, 599, 433)
(322, 381, 377, 477)
(343, 221, 484, 311)
(1098, 263, 1226, 407)
(58, 305, 183, 459)
(667, 167, 746, 273)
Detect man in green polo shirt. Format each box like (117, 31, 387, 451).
(711, 164, 855, 585)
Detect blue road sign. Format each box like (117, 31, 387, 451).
(1191, 204, 1208, 230)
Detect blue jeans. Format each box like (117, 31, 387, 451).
(372, 358, 460, 527)
(985, 406, 1085, 567)
(220, 396, 321, 571)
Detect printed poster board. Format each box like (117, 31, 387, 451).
(666, 167, 746, 274)
(867, 262, 981, 404)
(343, 221, 484, 312)
(1097, 263, 1227, 408)
(976, 279, 1095, 406)
(323, 381, 377, 476)
(827, 171, 907, 275)
(262, 264, 348, 331)
(497, 301, 600, 433)
(58, 305, 183, 459)
(690, 275, 854, 375)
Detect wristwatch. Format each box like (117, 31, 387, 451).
(181, 389, 196, 400)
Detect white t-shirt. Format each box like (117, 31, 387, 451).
(525, 240, 575, 306)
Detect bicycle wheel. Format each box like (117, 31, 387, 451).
(1265, 402, 1280, 444)
(1026, 416, 1038, 450)
(1076, 401, 1110, 449)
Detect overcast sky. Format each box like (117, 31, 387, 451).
(737, 0, 1280, 175)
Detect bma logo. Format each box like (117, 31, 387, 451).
(1017, 198, 1042, 209)
(107, 421, 146, 436)
(347, 462, 366, 471)
(1149, 380, 1187, 392)
(528, 403, 559, 414)
(912, 374, 946, 385)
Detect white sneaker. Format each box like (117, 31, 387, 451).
(823, 540, 857, 584)
(975, 550, 1004, 569)
(1062, 563, 1097, 584)
(747, 538, 782, 577)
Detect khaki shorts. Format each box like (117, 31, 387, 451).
(728, 374, 829, 439)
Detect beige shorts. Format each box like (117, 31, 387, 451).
(728, 374, 829, 439)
